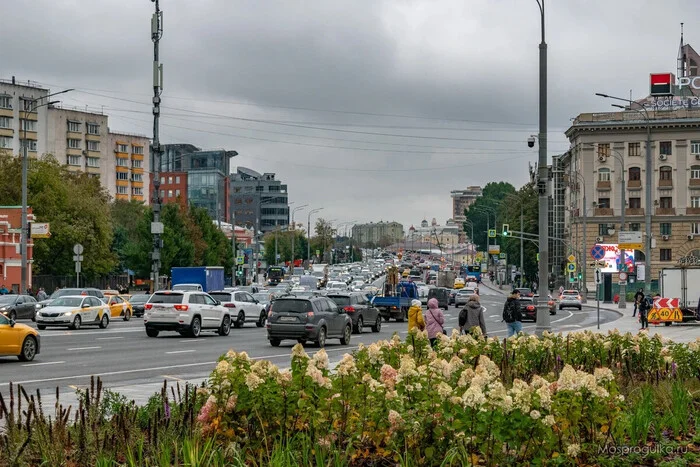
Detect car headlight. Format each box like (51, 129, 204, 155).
(0, 307, 6, 312)
(63, 312, 72, 316)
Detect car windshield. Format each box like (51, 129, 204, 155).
(328, 296, 351, 306)
(149, 293, 184, 304)
(209, 293, 232, 302)
(0, 296, 16, 304)
(128, 295, 150, 304)
(271, 299, 312, 313)
(49, 289, 84, 299)
(51, 297, 84, 307)
(173, 284, 200, 291)
(253, 293, 270, 303)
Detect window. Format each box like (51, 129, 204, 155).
(160, 190, 164, 198)
(132, 159, 142, 168)
(691, 165, 700, 179)
(132, 145, 143, 154)
(0, 136, 12, 148)
(87, 140, 99, 151)
(20, 139, 37, 151)
(175, 176, 180, 184)
(168, 176, 173, 184)
(20, 119, 36, 132)
(0, 117, 11, 129)
(86, 157, 99, 168)
(132, 187, 143, 196)
(692, 223, 700, 235)
(132, 173, 143, 182)
(660, 197, 673, 209)
(660, 249, 673, 261)
(597, 198, 610, 208)
(629, 167, 641, 181)
(117, 172, 129, 180)
(598, 143, 610, 158)
(629, 197, 641, 208)
(691, 141, 700, 155)
(691, 196, 700, 208)
(160, 176, 165, 184)
(21, 98, 34, 112)
(175, 189, 180, 197)
(168, 190, 173, 198)
(116, 158, 128, 167)
(67, 138, 81, 149)
(0, 95, 12, 109)
(598, 224, 608, 236)
(660, 141, 672, 156)
(117, 186, 128, 195)
(117, 144, 128, 153)
(67, 121, 81, 132)
(67, 155, 81, 166)
(628, 142, 641, 157)
(660, 223, 672, 235)
(630, 222, 641, 231)
(86, 123, 99, 135)
(660, 166, 672, 181)
(598, 168, 611, 181)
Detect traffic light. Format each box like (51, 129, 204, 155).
(502, 224, 510, 237)
(578, 272, 582, 280)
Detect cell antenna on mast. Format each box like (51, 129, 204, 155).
(677, 22, 686, 78)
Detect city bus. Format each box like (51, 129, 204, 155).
(462, 265, 482, 283)
(266, 266, 285, 286)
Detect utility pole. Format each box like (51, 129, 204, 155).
(150, 0, 164, 292)
(520, 202, 524, 288)
(229, 191, 237, 285)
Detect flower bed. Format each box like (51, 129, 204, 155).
(1, 330, 699, 466)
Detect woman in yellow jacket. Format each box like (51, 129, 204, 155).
(408, 299, 425, 332)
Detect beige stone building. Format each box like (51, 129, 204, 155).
(450, 186, 482, 241)
(47, 107, 109, 178)
(107, 132, 150, 203)
(0, 78, 50, 157)
(563, 106, 700, 292)
(352, 221, 404, 246)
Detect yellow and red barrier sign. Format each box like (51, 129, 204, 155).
(648, 297, 683, 324)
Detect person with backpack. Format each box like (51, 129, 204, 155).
(503, 289, 523, 337)
(459, 294, 487, 338)
(633, 288, 645, 317)
(638, 293, 652, 330)
(407, 299, 425, 333)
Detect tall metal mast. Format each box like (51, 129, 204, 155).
(150, 0, 164, 291)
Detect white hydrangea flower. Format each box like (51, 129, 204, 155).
(245, 372, 264, 391)
(311, 349, 329, 370)
(566, 444, 581, 457)
(543, 415, 556, 426)
(529, 410, 541, 420)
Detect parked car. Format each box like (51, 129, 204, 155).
(559, 290, 582, 310)
(128, 293, 151, 318)
(36, 296, 111, 330)
(519, 297, 537, 322)
(39, 288, 105, 307)
(0, 294, 40, 321)
(427, 287, 450, 310)
(104, 295, 133, 321)
(144, 291, 231, 338)
(209, 290, 266, 328)
(266, 296, 352, 348)
(327, 292, 381, 334)
(454, 288, 478, 307)
(0, 313, 40, 361)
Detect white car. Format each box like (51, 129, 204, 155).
(36, 296, 111, 330)
(326, 281, 348, 292)
(454, 288, 478, 306)
(210, 290, 267, 328)
(144, 291, 231, 338)
(172, 283, 203, 292)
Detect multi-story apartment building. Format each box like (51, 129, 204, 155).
(352, 221, 404, 246)
(108, 132, 150, 203)
(47, 107, 109, 177)
(230, 167, 289, 233)
(0, 78, 50, 157)
(451, 186, 482, 241)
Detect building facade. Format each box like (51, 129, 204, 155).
(107, 132, 150, 203)
(0, 207, 33, 292)
(0, 78, 50, 158)
(230, 167, 289, 233)
(352, 221, 404, 246)
(451, 186, 482, 241)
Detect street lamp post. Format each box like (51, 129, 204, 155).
(307, 208, 323, 263)
(502, 193, 526, 288)
(21, 89, 72, 294)
(290, 205, 307, 271)
(464, 220, 475, 264)
(475, 206, 498, 284)
(596, 93, 652, 293)
(570, 170, 588, 303)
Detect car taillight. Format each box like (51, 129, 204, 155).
(144, 304, 153, 310)
(344, 306, 355, 313)
(577, 296, 581, 301)
(307, 312, 314, 318)
(527, 305, 535, 311)
(174, 304, 189, 311)
(224, 303, 236, 308)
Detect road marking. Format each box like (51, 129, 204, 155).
(39, 328, 144, 338)
(489, 314, 499, 318)
(96, 337, 124, 340)
(559, 324, 581, 328)
(551, 310, 574, 323)
(67, 346, 101, 351)
(179, 339, 207, 344)
(22, 361, 65, 367)
(165, 350, 197, 355)
(161, 375, 185, 381)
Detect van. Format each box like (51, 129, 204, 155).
(427, 287, 450, 311)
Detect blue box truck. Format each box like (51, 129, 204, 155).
(171, 266, 225, 292)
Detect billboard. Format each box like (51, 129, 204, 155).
(596, 244, 635, 273)
(650, 72, 674, 96)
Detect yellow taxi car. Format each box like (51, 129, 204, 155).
(36, 295, 110, 330)
(104, 295, 133, 321)
(453, 277, 466, 289)
(0, 313, 40, 361)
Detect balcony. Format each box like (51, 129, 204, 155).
(596, 180, 611, 191)
(655, 207, 676, 215)
(625, 208, 644, 215)
(627, 179, 642, 190)
(687, 207, 700, 215)
(594, 207, 614, 216)
(658, 179, 673, 188)
(690, 178, 700, 187)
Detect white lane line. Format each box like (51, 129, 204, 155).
(67, 346, 101, 351)
(39, 328, 144, 338)
(22, 361, 65, 367)
(165, 350, 197, 355)
(551, 310, 574, 323)
(96, 337, 124, 340)
(489, 314, 499, 318)
(179, 339, 207, 344)
(0, 346, 359, 387)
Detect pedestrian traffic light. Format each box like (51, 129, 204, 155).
(502, 224, 510, 237)
(577, 272, 582, 280)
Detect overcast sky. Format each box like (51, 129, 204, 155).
(3, 0, 698, 231)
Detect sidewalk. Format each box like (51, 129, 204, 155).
(480, 280, 700, 343)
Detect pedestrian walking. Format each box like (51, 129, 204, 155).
(638, 294, 651, 330)
(532, 281, 538, 294)
(459, 294, 487, 338)
(36, 287, 47, 301)
(425, 298, 445, 348)
(633, 288, 644, 317)
(0, 284, 8, 295)
(558, 285, 564, 296)
(407, 299, 425, 333)
(503, 289, 523, 337)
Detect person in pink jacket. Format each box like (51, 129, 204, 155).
(425, 298, 445, 348)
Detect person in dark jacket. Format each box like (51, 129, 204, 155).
(633, 288, 645, 317)
(503, 290, 523, 337)
(459, 294, 487, 338)
(638, 294, 651, 330)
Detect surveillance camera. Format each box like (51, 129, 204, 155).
(527, 136, 536, 148)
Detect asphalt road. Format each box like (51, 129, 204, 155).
(0, 283, 620, 406)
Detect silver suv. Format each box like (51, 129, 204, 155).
(143, 291, 231, 338)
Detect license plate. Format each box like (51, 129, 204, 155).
(279, 316, 297, 323)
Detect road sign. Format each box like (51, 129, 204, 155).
(488, 229, 496, 238)
(499, 252, 506, 259)
(536, 253, 540, 262)
(654, 297, 679, 309)
(75, 262, 81, 273)
(316, 250, 320, 256)
(619, 272, 628, 282)
(590, 244, 605, 260)
(72, 255, 84, 262)
(567, 254, 576, 263)
(594, 268, 602, 284)
(618, 231, 643, 250)
(73, 244, 84, 255)
(236, 256, 244, 265)
(31, 223, 51, 238)
(637, 264, 646, 281)
(487, 244, 500, 255)
(567, 262, 576, 272)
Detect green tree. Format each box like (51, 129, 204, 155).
(111, 200, 147, 274)
(498, 183, 539, 281)
(261, 230, 307, 266)
(464, 181, 516, 252)
(187, 206, 233, 271)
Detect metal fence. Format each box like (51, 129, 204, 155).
(32, 274, 130, 293)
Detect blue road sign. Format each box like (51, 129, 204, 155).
(591, 244, 605, 260)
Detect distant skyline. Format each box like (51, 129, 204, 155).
(2, 1, 699, 228)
